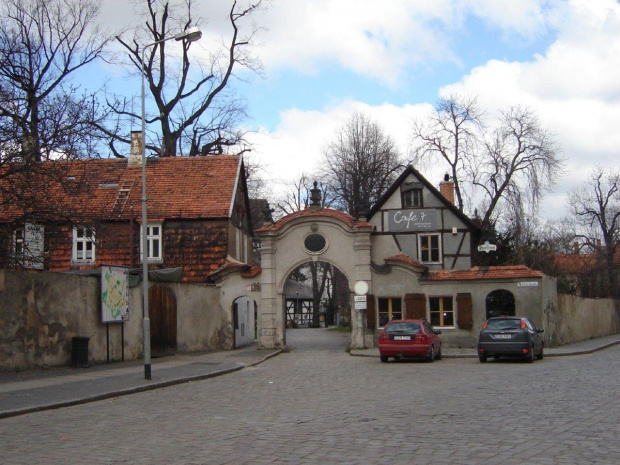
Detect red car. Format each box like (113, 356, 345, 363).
(378, 319, 442, 362)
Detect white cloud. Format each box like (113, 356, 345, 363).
(255, 0, 461, 86)
(247, 100, 430, 196)
(463, 0, 553, 41)
(439, 0, 620, 219)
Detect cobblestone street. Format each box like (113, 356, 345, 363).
(2, 328, 620, 464)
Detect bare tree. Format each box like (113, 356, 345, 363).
(106, 0, 263, 158)
(411, 95, 483, 211)
(274, 173, 335, 217)
(471, 106, 563, 226)
(321, 112, 403, 217)
(568, 165, 620, 296)
(411, 97, 563, 228)
(0, 0, 112, 163)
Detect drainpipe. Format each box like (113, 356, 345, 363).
(130, 206, 135, 268)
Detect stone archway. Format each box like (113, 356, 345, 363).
(485, 289, 516, 319)
(256, 207, 373, 350)
(282, 260, 351, 330)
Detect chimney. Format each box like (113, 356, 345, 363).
(439, 174, 455, 205)
(129, 131, 142, 167)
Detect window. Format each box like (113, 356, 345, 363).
(418, 233, 441, 263)
(304, 233, 327, 254)
(73, 226, 95, 263)
(378, 297, 402, 327)
(402, 189, 422, 208)
(141, 224, 162, 262)
(429, 296, 454, 327)
(13, 229, 24, 264)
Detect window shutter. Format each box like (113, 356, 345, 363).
(405, 293, 426, 319)
(456, 293, 473, 329)
(366, 294, 376, 330)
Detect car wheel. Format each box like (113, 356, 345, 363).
(435, 347, 442, 360)
(427, 346, 435, 363)
(380, 355, 389, 363)
(537, 346, 544, 360)
(527, 344, 535, 363)
(479, 354, 487, 363)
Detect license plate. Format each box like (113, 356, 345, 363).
(493, 334, 512, 339)
(394, 336, 411, 340)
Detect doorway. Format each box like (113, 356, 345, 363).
(485, 289, 515, 319)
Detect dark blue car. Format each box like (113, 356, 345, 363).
(477, 316, 544, 363)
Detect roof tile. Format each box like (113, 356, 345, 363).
(427, 265, 543, 281)
(256, 208, 372, 232)
(1, 156, 241, 222)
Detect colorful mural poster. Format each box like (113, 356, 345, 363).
(101, 265, 130, 323)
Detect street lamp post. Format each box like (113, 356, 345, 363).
(141, 26, 202, 380)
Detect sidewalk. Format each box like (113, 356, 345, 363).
(1, 334, 619, 420)
(0, 345, 282, 419)
(350, 333, 620, 359)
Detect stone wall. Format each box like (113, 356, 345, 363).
(546, 294, 620, 346)
(0, 269, 226, 371)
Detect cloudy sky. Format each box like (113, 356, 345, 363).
(98, 0, 620, 221)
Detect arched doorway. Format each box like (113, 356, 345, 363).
(485, 289, 515, 319)
(283, 261, 351, 331)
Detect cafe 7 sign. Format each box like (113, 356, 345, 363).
(388, 209, 437, 232)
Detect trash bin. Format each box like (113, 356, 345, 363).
(71, 336, 90, 368)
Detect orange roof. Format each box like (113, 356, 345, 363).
(427, 265, 543, 281)
(256, 208, 372, 233)
(1, 156, 241, 222)
(385, 252, 425, 269)
(554, 253, 601, 274)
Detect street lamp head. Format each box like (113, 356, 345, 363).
(175, 26, 202, 43)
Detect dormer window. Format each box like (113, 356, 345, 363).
(401, 182, 423, 208)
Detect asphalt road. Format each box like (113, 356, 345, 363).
(2, 328, 620, 464)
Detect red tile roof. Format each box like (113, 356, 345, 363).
(426, 265, 543, 281)
(256, 208, 372, 233)
(209, 258, 261, 280)
(554, 253, 601, 274)
(385, 253, 425, 269)
(1, 156, 241, 222)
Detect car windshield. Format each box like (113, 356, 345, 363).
(486, 319, 521, 330)
(386, 322, 420, 334)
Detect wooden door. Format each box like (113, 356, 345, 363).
(149, 284, 177, 357)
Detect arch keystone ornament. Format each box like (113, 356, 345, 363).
(255, 206, 373, 350)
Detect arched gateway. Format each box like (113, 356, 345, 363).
(255, 201, 373, 350)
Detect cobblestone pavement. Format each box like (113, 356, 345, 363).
(2, 328, 620, 465)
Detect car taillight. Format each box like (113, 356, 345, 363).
(379, 332, 389, 342)
(483, 320, 489, 329)
(520, 319, 526, 329)
(418, 334, 429, 344)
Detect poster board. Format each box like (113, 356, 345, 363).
(101, 265, 130, 322)
(24, 223, 44, 269)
